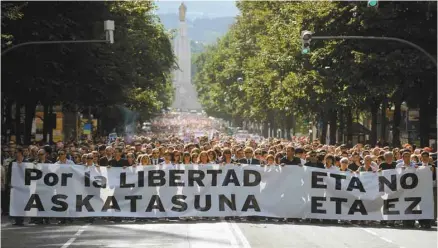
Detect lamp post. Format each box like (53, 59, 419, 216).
(2, 20, 115, 56)
(401, 101, 409, 143)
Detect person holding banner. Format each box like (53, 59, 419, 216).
(238, 147, 260, 165)
(359, 155, 376, 172)
(150, 148, 163, 165)
(126, 153, 136, 167)
(191, 153, 199, 164)
(139, 154, 151, 165)
(219, 148, 234, 165)
(108, 148, 129, 168)
(378, 152, 397, 227)
(182, 152, 191, 164)
(99, 146, 113, 167)
(339, 158, 350, 172)
(173, 150, 182, 164)
(6, 147, 27, 225)
(54, 149, 75, 165)
(324, 154, 338, 171)
(198, 151, 210, 165)
(304, 151, 324, 169)
(28, 149, 52, 225)
(280, 146, 302, 165)
(417, 151, 435, 229)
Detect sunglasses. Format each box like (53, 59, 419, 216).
(87, 157, 93, 160)
(58, 153, 65, 155)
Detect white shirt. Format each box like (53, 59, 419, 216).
(55, 159, 75, 165)
(396, 161, 416, 168)
(325, 165, 339, 171)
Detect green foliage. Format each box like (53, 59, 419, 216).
(1, 1, 175, 124)
(193, 0, 437, 140)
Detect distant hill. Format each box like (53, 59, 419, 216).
(154, 1, 239, 20)
(158, 13, 235, 44)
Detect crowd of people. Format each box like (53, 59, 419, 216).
(1, 113, 437, 228)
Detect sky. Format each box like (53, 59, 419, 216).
(154, 0, 239, 19)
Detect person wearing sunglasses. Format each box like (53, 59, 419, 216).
(304, 151, 324, 169)
(55, 149, 74, 165)
(29, 149, 52, 225)
(150, 148, 163, 165)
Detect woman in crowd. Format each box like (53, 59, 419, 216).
(220, 148, 233, 164)
(274, 152, 283, 165)
(198, 151, 210, 165)
(191, 153, 199, 164)
(126, 153, 136, 166)
(265, 155, 275, 166)
(182, 152, 191, 164)
(173, 150, 182, 164)
(207, 149, 217, 163)
(324, 154, 338, 171)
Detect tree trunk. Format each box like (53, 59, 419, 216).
(338, 107, 344, 144)
(15, 100, 22, 145)
(3, 98, 13, 143)
(320, 112, 328, 144)
(419, 100, 430, 147)
(370, 101, 379, 146)
(262, 121, 269, 138)
(43, 102, 49, 143)
(346, 107, 353, 147)
(380, 97, 388, 142)
(24, 101, 37, 145)
(329, 109, 337, 145)
(49, 104, 54, 145)
(392, 98, 402, 148)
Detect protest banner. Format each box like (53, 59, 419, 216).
(10, 163, 434, 220)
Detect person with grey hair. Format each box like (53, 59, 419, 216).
(378, 151, 397, 227)
(339, 158, 350, 171)
(359, 155, 376, 172)
(379, 152, 397, 171)
(99, 146, 113, 167)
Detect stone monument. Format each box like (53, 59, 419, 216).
(171, 2, 202, 111)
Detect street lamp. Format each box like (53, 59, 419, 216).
(2, 20, 115, 56)
(401, 101, 409, 142)
(104, 20, 115, 44)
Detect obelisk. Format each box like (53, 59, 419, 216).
(171, 2, 202, 111)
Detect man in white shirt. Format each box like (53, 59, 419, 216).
(55, 149, 75, 165)
(396, 151, 416, 168)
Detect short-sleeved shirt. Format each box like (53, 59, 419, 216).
(379, 162, 397, 170)
(304, 162, 325, 169)
(280, 156, 302, 165)
(108, 158, 129, 167)
(359, 166, 373, 172)
(348, 163, 361, 171)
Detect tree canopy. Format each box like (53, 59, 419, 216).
(1, 1, 176, 142)
(193, 1, 437, 146)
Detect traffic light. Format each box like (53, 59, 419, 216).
(301, 31, 312, 54)
(367, 0, 378, 7)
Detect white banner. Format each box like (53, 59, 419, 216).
(10, 163, 434, 220)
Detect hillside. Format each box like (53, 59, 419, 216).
(158, 13, 235, 44)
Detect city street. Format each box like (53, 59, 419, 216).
(1, 217, 436, 248)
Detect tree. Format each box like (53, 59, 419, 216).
(1, 1, 176, 144)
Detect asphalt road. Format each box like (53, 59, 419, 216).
(1, 217, 437, 248)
